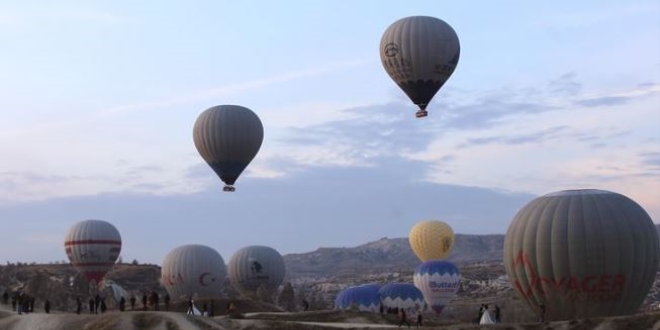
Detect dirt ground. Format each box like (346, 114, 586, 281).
(1, 302, 659, 330)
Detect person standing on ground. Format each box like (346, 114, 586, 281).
(76, 296, 82, 315)
(416, 310, 423, 327)
(129, 294, 136, 310)
(44, 299, 51, 314)
(164, 293, 171, 311)
(142, 292, 148, 311)
(119, 297, 126, 312)
(186, 297, 195, 315)
(398, 309, 411, 328)
(494, 305, 501, 323)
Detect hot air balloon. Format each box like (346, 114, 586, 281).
(193, 105, 264, 192)
(227, 245, 285, 298)
(161, 244, 227, 301)
(409, 220, 455, 261)
(380, 16, 460, 118)
(413, 260, 461, 314)
(64, 219, 122, 285)
(335, 284, 382, 312)
(413, 260, 460, 314)
(378, 283, 425, 312)
(503, 189, 660, 321)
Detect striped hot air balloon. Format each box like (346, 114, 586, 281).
(64, 219, 121, 285)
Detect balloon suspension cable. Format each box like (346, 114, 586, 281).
(415, 109, 428, 118)
(223, 185, 236, 192)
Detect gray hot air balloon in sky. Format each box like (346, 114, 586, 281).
(64, 219, 121, 285)
(193, 105, 264, 192)
(380, 16, 460, 118)
(503, 189, 660, 321)
(227, 245, 286, 297)
(161, 244, 227, 301)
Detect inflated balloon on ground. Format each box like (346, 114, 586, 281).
(378, 283, 425, 312)
(334, 284, 382, 312)
(160, 244, 227, 300)
(228, 245, 286, 297)
(503, 189, 660, 321)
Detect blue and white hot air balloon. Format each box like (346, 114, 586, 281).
(413, 260, 460, 314)
(334, 283, 382, 312)
(378, 283, 425, 313)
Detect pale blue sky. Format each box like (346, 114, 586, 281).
(0, 1, 658, 264)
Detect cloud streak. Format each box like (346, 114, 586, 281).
(0, 58, 372, 138)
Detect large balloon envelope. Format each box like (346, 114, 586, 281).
(193, 105, 264, 192)
(227, 245, 286, 297)
(413, 260, 460, 314)
(503, 189, 660, 321)
(64, 219, 122, 285)
(160, 244, 227, 300)
(409, 220, 455, 261)
(335, 284, 382, 312)
(380, 16, 460, 118)
(378, 283, 425, 312)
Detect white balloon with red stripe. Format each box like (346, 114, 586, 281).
(64, 219, 122, 285)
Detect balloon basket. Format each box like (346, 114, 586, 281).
(415, 110, 428, 118)
(223, 186, 236, 192)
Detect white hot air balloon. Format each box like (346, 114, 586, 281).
(228, 245, 285, 297)
(161, 244, 227, 300)
(64, 219, 122, 285)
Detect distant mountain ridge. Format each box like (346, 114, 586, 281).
(284, 224, 660, 279)
(284, 233, 505, 278)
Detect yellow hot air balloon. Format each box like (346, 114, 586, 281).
(409, 220, 454, 261)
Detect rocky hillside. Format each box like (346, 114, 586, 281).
(284, 234, 505, 278)
(285, 224, 660, 279)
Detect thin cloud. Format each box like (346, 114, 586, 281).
(575, 83, 660, 108)
(0, 58, 371, 138)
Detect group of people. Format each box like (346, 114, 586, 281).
(72, 291, 171, 315)
(3, 290, 51, 315)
